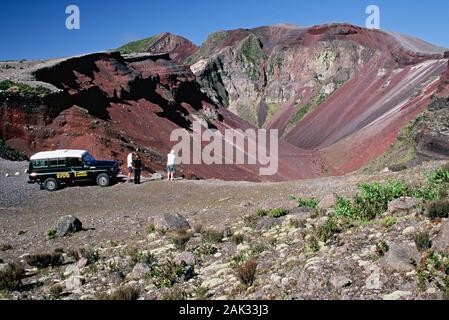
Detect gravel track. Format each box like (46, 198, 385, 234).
(0, 160, 41, 208)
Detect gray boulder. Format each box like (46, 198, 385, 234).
(0, 263, 8, 272)
(56, 215, 83, 236)
(216, 225, 232, 238)
(256, 217, 283, 230)
(154, 213, 190, 232)
(64, 265, 80, 277)
(365, 267, 382, 290)
(174, 251, 197, 266)
(330, 275, 352, 289)
(434, 219, 449, 252)
(318, 194, 337, 210)
(65, 275, 84, 291)
(127, 262, 151, 280)
(387, 197, 417, 216)
(110, 271, 124, 284)
(379, 243, 420, 272)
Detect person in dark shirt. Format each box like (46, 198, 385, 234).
(132, 154, 142, 185)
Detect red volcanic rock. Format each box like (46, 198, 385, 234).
(0, 52, 325, 181)
(144, 33, 198, 64)
(119, 32, 198, 64)
(188, 23, 449, 175)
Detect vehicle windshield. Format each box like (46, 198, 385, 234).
(82, 152, 96, 165)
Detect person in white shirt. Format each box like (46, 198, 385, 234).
(167, 150, 176, 181)
(127, 152, 134, 183)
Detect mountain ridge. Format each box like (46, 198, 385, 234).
(1, 23, 449, 180)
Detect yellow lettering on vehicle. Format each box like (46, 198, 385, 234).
(75, 171, 88, 178)
(56, 172, 70, 179)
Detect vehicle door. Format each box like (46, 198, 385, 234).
(67, 157, 89, 182)
(50, 158, 71, 181)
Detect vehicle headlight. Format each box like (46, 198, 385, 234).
(30, 172, 37, 177)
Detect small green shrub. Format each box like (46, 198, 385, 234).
(169, 231, 192, 251)
(46, 229, 57, 240)
(315, 216, 348, 243)
(427, 165, 449, 185)
(0, 263, 25, 291)
(162, 286, 190, 300)
(147, 260, 195, 288)
(249, 243, 265, 256)
(334, 180, 408, 220)
(414, 231, 432, 252)
(100, 286, 140, 300)
(202, 229, 223, 243)
(68, 247, 99, 264)
(230, 253, 246, 268)
(306, 235, 320, 253)
(147, 224, 155, 235)
(49, 284, 64, 300)
(0, 80, 50, 98)
(25, 252, 64, 269)
(0, 139, 29, 161)
(231, 234, 245, 245)
(416, 250, 449, 295)
(413, 164, 449, 201)
(267, 208, 289, 218)
(289, 196, 319, 209)
(192, 244, 217, 258)
(126, 247, 156, 266)
(268, 237, 277, 248)
(427, 200, 449, 220)
(0, 244, 12, 251)
(255, 209, 268, 217)
(235, 259, 257, 287)
(334, 195, 355, 218)
(289, 219, 306, 229)
(243, 214, 259, 228)
(381, 216, 397, 228)
(376, 241, 389, 257)
(194, 286, 209, 300)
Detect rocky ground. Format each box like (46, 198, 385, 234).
(0, 159, 448, 300)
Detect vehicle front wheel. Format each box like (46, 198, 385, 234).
(96, 173, 110, 187)
(43, 178, 58, 192)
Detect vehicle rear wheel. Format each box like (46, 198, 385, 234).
(96, 173, 110, 187)
(44, 178, 58, 192)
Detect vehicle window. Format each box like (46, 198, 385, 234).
(32, 159, 48, 168)
(82, 153, 96, 166)
(49, 158, 66, 167)
(67, 157, 84, 167)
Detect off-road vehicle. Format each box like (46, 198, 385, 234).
(28, 149, 120, 191)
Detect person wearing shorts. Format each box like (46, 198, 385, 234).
(132, 154, 142, 185)
(127, 152, 134, 183)
(167, 150, 176, 181)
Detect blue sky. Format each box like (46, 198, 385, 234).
(0, 0, 448, 60)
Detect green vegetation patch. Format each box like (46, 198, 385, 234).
(333, 163, 449, 221)
(0, 139, 29, 161)
(289, 196, 319, 209)
(0, 80, 50, 98)
(239, 35, 267, 81)
(117, 36, 158, 54)
(288, 92, 328, 129)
